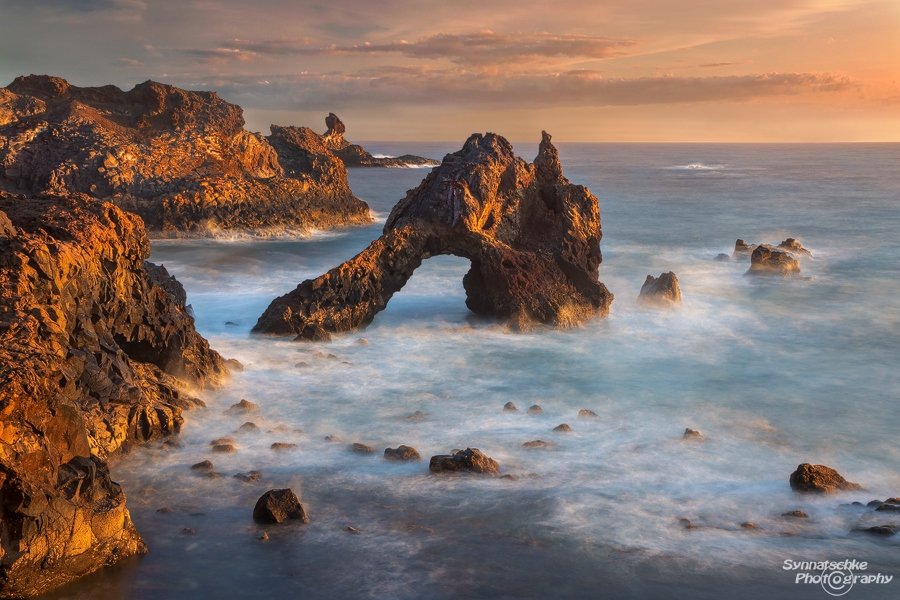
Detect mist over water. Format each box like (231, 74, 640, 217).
(42, 144, 900, 599)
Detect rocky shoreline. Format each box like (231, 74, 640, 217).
(0, 191, 227, 597)
(0, 76, 371, 237)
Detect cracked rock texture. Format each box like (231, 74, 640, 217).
(0, 191, 226, 597)
(0, 75, 370, 236)
(253, 131, 613, 339)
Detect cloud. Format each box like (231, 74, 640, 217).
(180, 48, 265, 64)
(191, 70, 855, 111)
(220, 31, 640, 66)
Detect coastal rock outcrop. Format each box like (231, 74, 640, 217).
(0, 76, 370, 236)
(637, 272, 682, 305)
(0, 191, 226, 597)
(429, 448, 501, 476)
(319, 113, 439, 168)
(746, 246, 802, 278)
(789, 463, 862, 493)
(253, 132, 613, 338)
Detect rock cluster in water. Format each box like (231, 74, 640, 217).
(790, 463, 862, 493)
(319, 113, 439, 168)
(0, 191, 226, 597)
(0, 76, 370, 236)
(253, 131, 614, 339)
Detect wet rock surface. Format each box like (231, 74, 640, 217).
(746, 246, 802, 278)
(428, 448, 501, 476)
(790, 463, 862, 493)
(0, 76, 370, 236)
(0, 191, 226, 596)
(253, 131, 613, 337)
(637, 272, 682, 305)
(384, 445, 422, 462)
(252, 489, 309, 524)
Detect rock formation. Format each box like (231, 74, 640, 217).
(732, 238, 812, 261)
(0, 191, 227, 597)
(637, 272, 682, 305)
(746, 246, 802, 278)
(253, 132, 614, 339)
(319, 113, 439, 168)
(429, 448, 501, 476)
(789, 463, 862, 493)
(252, 489, 309, 524)
(0, 76, 370, 236)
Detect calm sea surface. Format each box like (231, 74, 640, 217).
(40, 143, 900, 599)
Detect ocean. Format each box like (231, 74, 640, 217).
(39, 143, 900, 599)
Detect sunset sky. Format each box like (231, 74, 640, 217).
(1, 0, 898, 141)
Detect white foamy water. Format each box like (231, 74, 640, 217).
(42, 144, 900, 600)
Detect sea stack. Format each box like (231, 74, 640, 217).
(637, 272, 682, 306)
(253, 131, 614, 339)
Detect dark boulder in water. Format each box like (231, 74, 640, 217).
(352, 443, 375, 454)
(191, 460, 215, 472)
(578, 409, 600, 419)
(682, 428, 703, 440)
(637, 272, 682, 306)
(252, 489, 309, 524)
(781, 510, 809, 519)
(271, 442, 298, 452)
(226, 399, 259, 415)
(522, 440, 555, 449)
(732, 239, 758, 259)
(503, 402, 518, 412)
(861, 525, 897, 536)
(789, 463, 862, 493)
(746, 246, 802, 278)
(253, 131, 613, 337)
(429, 448, 501, 476)
(526, 404, 544, 415)
(553, 423, 572, 433)
(234, 471, 262, 483)
(384, 445, 421, 462)
(212, 444, 238, 454)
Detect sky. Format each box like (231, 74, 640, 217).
(1, 0, 898, 142)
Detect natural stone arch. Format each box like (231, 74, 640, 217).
(253, 132, 614, 340)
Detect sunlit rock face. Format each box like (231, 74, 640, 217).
(0, 76, 370, 236)
(253, 131, 614, 339)
(0, 192, 226, 597)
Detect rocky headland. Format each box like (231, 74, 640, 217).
(0, 76, 370, 236)
(319, 113, 439, 168)
(0, 191, 227, 597)
(252, 131, 614, 339)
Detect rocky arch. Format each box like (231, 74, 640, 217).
(252, 132, 614, 340)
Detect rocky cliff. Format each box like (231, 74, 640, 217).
(0, 76, 370, 236)
(319, 113, 439, 168)
(253, 132, 613, 339)
(0, 191, 227, 597)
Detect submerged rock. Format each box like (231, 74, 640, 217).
(679, 518, 697, 530)
(522, 440, 555, 449)
(271, 442, 298, 452)
(429, 448, 501, 476)
(384, 445, 422, 462)
(789, 463, 862, 493)
(234, 471, 262, 483)
(683, 428, 703, 440)
(503, 402, 518, 412)
(577, 409, 600, 419)
(351, 443, 375, 454)
(781, 510, 809, 519)
(637, 272, 682, 306)
(191, 460, 215, 472)
(252, 489, 310, 524)
(0, 76, 370, 235)
(526, 405, 544, 415)
(746, 246, 802, 278)
(212, 444, 238, 454)
(861, 525, 897, 536)
(553, 424, 572, 433)
(226, 399, 259, 415)
(253, 131, 613, 337)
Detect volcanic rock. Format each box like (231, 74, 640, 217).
(271, 442, 298, 452)
(577, 409, 599, 419)
(781, 510, 809, 519)
(683, 428, 703, 440)
(384, 445, 421, 462)
(875, 503, 900, 513)
(0, 76, 370, 236)
(253, 132, 613, 338)
(0, 191, 226, 597)
(553, 424, 572, 433)
(226, 399, 259, 415)
(522, 440, 555, 449)
(234, 471, 262, 483)
(212, 444, 237, 454)
(637, 272, 682, 305)
(252, 489, 309, 524)
(351, 443, 375, 454)
(319, 113, 439, 168)
(862, 525, 897, 536)
(503, 402, 518, 412)
(144, 262, 187, 309)
(732, 239, 758, 259)
(191, 460, 215, 472)
(746, 246, 802, 278)
(526, 405, 544, 415)
(789, 463, 862, 493)
(428, 448, 501, 476)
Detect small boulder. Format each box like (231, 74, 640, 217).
(867, 500, 884, 508)
(384, 445, 421, 462)
(789, 463, 862, 493)
(190, 460, 215, 472)
(637, 272, 682, 306)
(324, 435, 342, 443)
(271, 443, 298, 452)
(875, 503, 900, 513)
(234, 471, 262, 483)
(405, 410, 428, 421)
(553, 424, 571, 433)
(746, 246, 801, 278)
(252, 489, 310, 524)
(679, 518, 697, 530)
(740, 522, 760, 530)
(526, 405, 543, 415)
(210, 437, 236, 446)
(428, 448, 501, 476)
(503, 402, 518, 413)
(226, 399, 259, 415)
(351, 443, 375, 454)
(237, 422, 260, 433)
(522, 440, 555, 449)
(862, 525, 897, 536)
(777, 238, 812, 257)
(732, 239, 758, 259)
(577, 409, 599, 419)
(682, 428, 703, 440)
(157, 507, 174, 514)
(354, 338, 369, 346)
(781, 510, 809, 519)
(212, 444, 237, 454)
